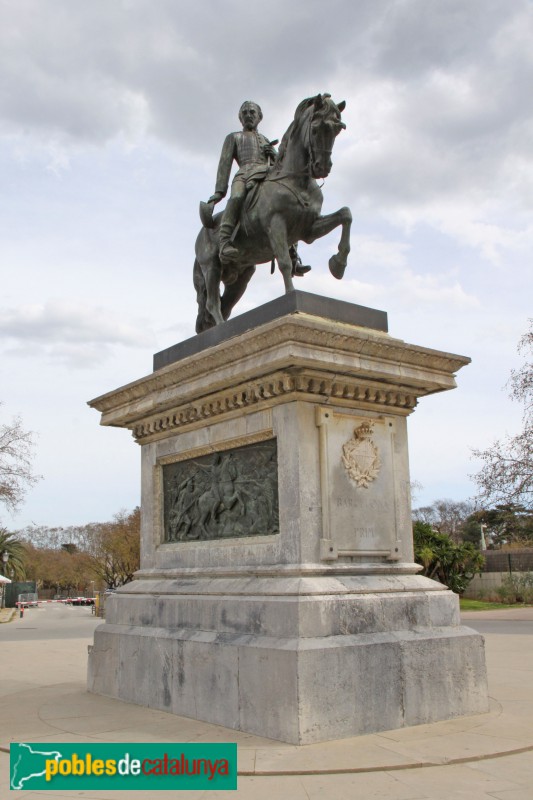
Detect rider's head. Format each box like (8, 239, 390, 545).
(239, 101, 262, 131)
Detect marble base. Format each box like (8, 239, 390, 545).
(88, 573, 488, 744)
(87, 294, 488, 743)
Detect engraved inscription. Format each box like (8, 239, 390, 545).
(335, 497, 391, 512)
(163, 440, 279, 542)
(354, 527, 375, 539)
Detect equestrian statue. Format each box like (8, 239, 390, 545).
(194, 93, 352, 333)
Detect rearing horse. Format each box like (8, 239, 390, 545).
(193, 94, 352, 332)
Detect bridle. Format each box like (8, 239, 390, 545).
(265, 103, 344, 191)
(303, 111, 334, 179)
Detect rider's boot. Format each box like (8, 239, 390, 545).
(219, 196, 241, 263)
(289, 245, 312, 277)
(219, 223, 239, 263)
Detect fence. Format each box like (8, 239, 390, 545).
(4, 581, 37, 608)
(462, 548, 533, 599)
(463, 572, 529, 599)
(482, 549, 533, 574)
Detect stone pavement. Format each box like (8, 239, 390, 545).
(0, 606, 532, 799)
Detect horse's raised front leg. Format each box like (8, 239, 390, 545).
(268, 214, 295, 293)
(304, 206, 352, 279)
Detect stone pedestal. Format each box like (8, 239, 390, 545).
(87, 291, 488, 744)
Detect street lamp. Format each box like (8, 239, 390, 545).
(1, 551, 9, 609)
(480, 524, 488, 550)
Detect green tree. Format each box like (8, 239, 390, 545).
(0, 529, 27, 580)
(462, 505, 533, 548)
(413, 521, 484, 594)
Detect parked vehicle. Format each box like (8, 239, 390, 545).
(69, 596, 95, 606)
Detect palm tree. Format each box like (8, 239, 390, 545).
(0, 529, 27, 580)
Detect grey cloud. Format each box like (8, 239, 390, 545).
(3, 340, 115, 369)
(0, 0, 398, 151)
(329, 2, 533, 215)
(368, 0, 511, 78)
(2, 1, 528, 146)
(0, 300, 154, 348)
(1, 0, 532, 220)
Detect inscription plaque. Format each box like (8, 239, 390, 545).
(317, 408, 401, 560)
(162, 439, 279, 542)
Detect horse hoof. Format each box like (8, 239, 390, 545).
(329, 255, 346, 279)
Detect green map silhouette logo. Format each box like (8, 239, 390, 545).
(11, 743, 63, 790)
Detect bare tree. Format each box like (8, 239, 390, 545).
(0, 407, 40, 516)
(473, 322, 532, 510)
(412, 499, 475, 543)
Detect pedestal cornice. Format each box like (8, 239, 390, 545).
(89, 310, 470, 442)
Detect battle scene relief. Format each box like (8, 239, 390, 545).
(163, 440, 279, 542)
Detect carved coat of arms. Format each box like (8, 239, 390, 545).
(341, 421, 381, 488)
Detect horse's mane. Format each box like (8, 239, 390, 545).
(273, 94, 340, 172)
(273, 97, 316, 171)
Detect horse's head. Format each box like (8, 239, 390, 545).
(307, 94, 346, 179)
(275, 94, 347, 179)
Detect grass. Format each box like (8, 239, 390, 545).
(459, 598, 528, 611)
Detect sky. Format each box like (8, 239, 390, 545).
(1, 0, 532, 528)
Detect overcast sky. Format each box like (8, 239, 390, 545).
(1, 0, 531, 528)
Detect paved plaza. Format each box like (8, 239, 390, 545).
(1, 603, 532, 799)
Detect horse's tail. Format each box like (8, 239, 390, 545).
(193, 257, 215, 333)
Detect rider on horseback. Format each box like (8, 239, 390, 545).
(205, 100, 311, 274)
(208, 101, 274, 263)
(195, 94, 350, 332)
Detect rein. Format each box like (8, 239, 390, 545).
(302, 111, 332, 180)
(265, 109, 329, 200)
(266, 174, 311, 208)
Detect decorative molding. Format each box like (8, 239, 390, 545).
(89, 315, 470, 420)
(131, 369, 417, 442)
(156, 430, 275, 465)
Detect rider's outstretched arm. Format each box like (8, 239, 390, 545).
(211, 133, 237, 201)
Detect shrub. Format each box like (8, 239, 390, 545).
(495, 572, 533, 604)
(413, 521, 485, 594)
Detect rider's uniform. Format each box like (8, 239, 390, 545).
(214, 129, 274, 264)
(214, 130, 272, 200)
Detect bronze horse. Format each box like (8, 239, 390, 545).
(193, 94, 352, 332)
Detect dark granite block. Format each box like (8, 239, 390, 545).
(153, 291, 388, 371)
